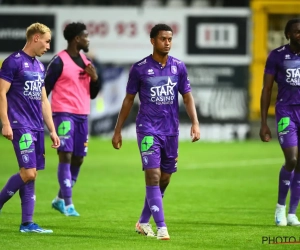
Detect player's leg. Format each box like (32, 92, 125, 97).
(135, 134, 163, 238)
(51, 115, 77, 216)
(137, 172, 171, 228)
(9, 130, 52, 233)
(287, 126, 300, 226)
(0, 130, 31, 210)
(155, 135, 178, 240)
(70, 155, 83, 188)
(70, 118, 88, 188)
(275, 110, 297, 226)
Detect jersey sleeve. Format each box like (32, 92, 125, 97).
(44, 55, 63, 96)
(126, 65, 140, 94)
(178, 62, 191, 95)
(264, 51, 278, 75)
(0, 57, 18, 84)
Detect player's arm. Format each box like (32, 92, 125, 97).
(182, 92, 200, 142)
(44, 56, 63, 96)
(179, 63, 200, 142)
(114, 93, 136, 133)
(0, 78, 13, 140)
(41, 87, 60, 148)
(112, 65, 139, 149)
(260, 51, 276, 142)
(85, 62, 101, 99)
(260, 73, 274, 125)
(112, 93, 136, 149)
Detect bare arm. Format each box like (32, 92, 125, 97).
(182, 92, 200, 142)
(41, 87, 55, 133)
(0, 78, 13, 140)
(259, 73, 274, 142)
(260, 73, 274, 125)
(112, 93, 136, 149)
(41, 87, 60, 148)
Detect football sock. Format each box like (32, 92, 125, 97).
(57, 163, 73, 206)
(289, 172, 300, 214)
(0, 173, 25, 209)
(70, 165, 81, 187)
(139, 186, 167, 223)
(19, 180, 35, 224)
(146, 185, 166, 228)
(278, 166, 293, 206)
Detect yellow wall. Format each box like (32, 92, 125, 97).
(250, 0, 300, 120)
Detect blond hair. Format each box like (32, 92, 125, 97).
(26, 22, 51, 40)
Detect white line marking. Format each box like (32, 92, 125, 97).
(184, 158, 283, 169)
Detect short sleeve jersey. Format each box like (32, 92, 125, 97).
(126, 55, 191, 136)
(0, 50, 45, 130)
(264, 44, 300, 106)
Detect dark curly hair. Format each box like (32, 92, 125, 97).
(150, 24, 173, 38)
(284, 18, 300, 40)
(63, 22, 86, 43)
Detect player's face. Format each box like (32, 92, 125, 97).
(34, 32, 51, 57)
(77, 30, 90, 53)
(151, 30, 173, 56)
(288, 23, 300, 47)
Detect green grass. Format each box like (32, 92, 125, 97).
(0, 136, 300, 249)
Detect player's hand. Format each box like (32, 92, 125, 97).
(112, 132, 122, 150)
(50, 131, 60, 148)
(85, 64, 98, 82)
(259, 124, 272, 142)
(190, 123, 200, 142)
(2, 124, 13, 140)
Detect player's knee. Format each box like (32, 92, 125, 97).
(20, 168, 37, 183)
(286, 157, 297, 170)
(71, 156, 84, 166)
(59, 152, 72, 163)
(145, 169, 160, 186)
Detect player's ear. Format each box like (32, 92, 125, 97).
(75, 35, 80, 43)
(150, 38, 154, 45)
(33, 34, 40, 42)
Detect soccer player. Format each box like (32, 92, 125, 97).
(112, 24, 200, 240)
(0, 23, 60, 233)
(260, 18, 300, 226)
(45, 22, 100, 216)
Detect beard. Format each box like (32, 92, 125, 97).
(82, 47, 89, 53)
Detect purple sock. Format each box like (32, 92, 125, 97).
(19, 181, 35, 224)
(289, 173, 300, 214)
(57, 163, 73, 206)
(139, 186, 167, 223)
(0, 173, 25, 209)
(278, 166, 294, 205)
(146, 186, 166, 228)
(70, 165, 81, 187)
(58, 165, 81, 198)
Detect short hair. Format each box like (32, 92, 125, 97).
(150, 24, 173, 38)
(26, 23, 51, 40)
(63, 22, 86, 43)
(284, 18, 300, 39)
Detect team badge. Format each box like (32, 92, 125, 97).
(171, 66, 177, 74)
(22, 154, 29, 163)
(143, 156, 149, 165)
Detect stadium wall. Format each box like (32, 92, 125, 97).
(0, 6, 251, 141)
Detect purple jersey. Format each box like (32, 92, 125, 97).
(264, 44, 300, 106)
(0, 51, 45, 130)
(126, 55, 191, 136)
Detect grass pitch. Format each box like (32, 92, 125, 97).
(0, 136, 299, 249)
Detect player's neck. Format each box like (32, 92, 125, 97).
(289, 43, 300, 55)
(22, 43, 36, 57)
(66, 47, 80, 57)
(152, 53, 168, 67)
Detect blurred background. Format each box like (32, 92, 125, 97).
(0, 0, 297, 142)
